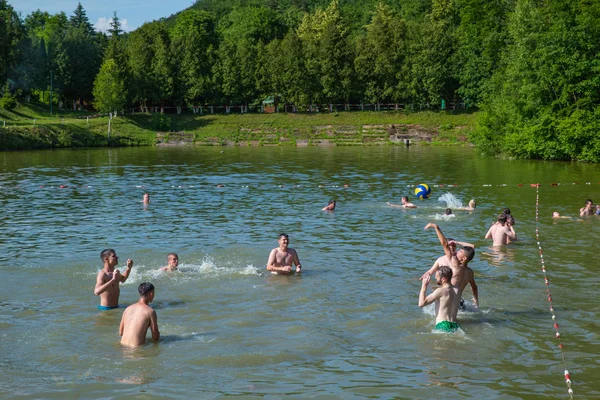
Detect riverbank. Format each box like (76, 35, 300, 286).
(0, 101, 478, 150)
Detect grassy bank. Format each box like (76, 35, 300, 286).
(0, 101, 478, 150)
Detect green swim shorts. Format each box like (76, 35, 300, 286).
(435, 320, 460, 332)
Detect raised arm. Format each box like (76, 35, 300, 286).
(386, 202, 402, 208)
(424, 223, 452, 263)
(420, 258, 440, 281)
(454, 240, 476, 249)
(418, 274, 442, 307)
(120, 259, 133, 283)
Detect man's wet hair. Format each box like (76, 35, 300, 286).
(278, 233, 289, 240)
(445, 208, 452, 215)
(585, 199, 593, 206)
(402, 196, 409, 202)
(438, 266, 453, 282)
(138, 282, 155, 297)
(462, 246, 475, 262)
(503, 207, 512, 215)
(167, 253, 178, 259)
(100, 249, 115, 260)
(497, 213, 507, 224)
(329, 199, 336, 205)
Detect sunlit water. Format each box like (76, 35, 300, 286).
(1, 146, 599, 399)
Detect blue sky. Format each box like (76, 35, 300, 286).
(12, 1, 197, 32)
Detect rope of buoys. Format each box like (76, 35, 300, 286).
(534, 183, 574, 399)
(0, 181, 599, 190)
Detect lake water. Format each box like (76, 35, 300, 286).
(0, 146, 598, 399)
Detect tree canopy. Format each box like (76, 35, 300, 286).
(2, 0, 600, 161)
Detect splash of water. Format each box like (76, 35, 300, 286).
(438, 192, 463, 209)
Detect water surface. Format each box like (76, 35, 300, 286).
(1, 146, 598, 399)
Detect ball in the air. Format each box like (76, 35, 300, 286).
(414, 183, 431, 200)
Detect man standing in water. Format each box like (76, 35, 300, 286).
(267, 233, 302, 275)
(485, 214, 517, 246)
(419, 238, 479, 309)
(418, 265, 461, 332)
(94, 249, 134, 310)
(119, 282, 160, 347)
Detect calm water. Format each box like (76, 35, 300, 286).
(0, 146, 598, 399)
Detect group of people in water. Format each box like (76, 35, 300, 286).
(95, 192, 593, 345)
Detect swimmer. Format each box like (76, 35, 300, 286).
(580, 199, 594, 216)
(458, 199, 476, 211)
(418, 266, 461, 333)
(159, 253, 179, 272)
(421, 226, 479, 309)
(552, 211, 571, 219)
(94, 249, 133, 310)
(142, 193, 150, 204)
(445, 208, 453, 215)
(266, 233, 302, 275)
(387, 196, 417, 209)
(119, 282, 160, 347)
(322, 199, 336, 211)
(485, 214, 516, 246)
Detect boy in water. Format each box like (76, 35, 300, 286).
(485, 214, 517, 246)
(119, 282, 160, 347)
(160, 253, 179, 272)
(580, 199, 594, 216)
(322, 199, 336, 211)
(267, 233, 302, 275)
(94, 249, 133, 310)
(387, 196, 417, 209)
(418, 265, 461, 332)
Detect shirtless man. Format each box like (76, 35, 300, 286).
(580, 199, 594, 216)
(266, 233, 302, 275)
(387, 196, 417, 209)
(160, 253, 179, 272)
(94, 249, 133, 310)
(119, 282, 160, 347)
(322, 199, 336, 211)
(418, 265, 461, 332)
(485, 214, 517, 246)
(422, 225, 479, 308)
(142, 193, 150, 204)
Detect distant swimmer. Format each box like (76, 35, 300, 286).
(485, 214, 517, 246)
(422, 225, 478, 309)
(418, 266, 461, 333)
(445, 208, 453, 215)
(266, 233, 302, 275)
(387, 196, 417, 209)
(119, 282, 160, 347)
(552, 212, 571, 219)
(94, 249, 133, 310)
(142, 193, 150, 204)
(458, 199, 476, 211)
(322, 199, 336, 211)
(160, 253, 179, 272)
(580, 199, 594, 216)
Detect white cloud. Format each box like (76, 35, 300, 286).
(94, 16, 132, 33)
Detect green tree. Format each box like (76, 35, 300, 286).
(92, 58, 127, 113)
(355, 3, 407, 104)
(170, 10, 217, 106)
(0, 0, 24, 84)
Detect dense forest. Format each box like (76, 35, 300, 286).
(1, 0, 600, 161)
